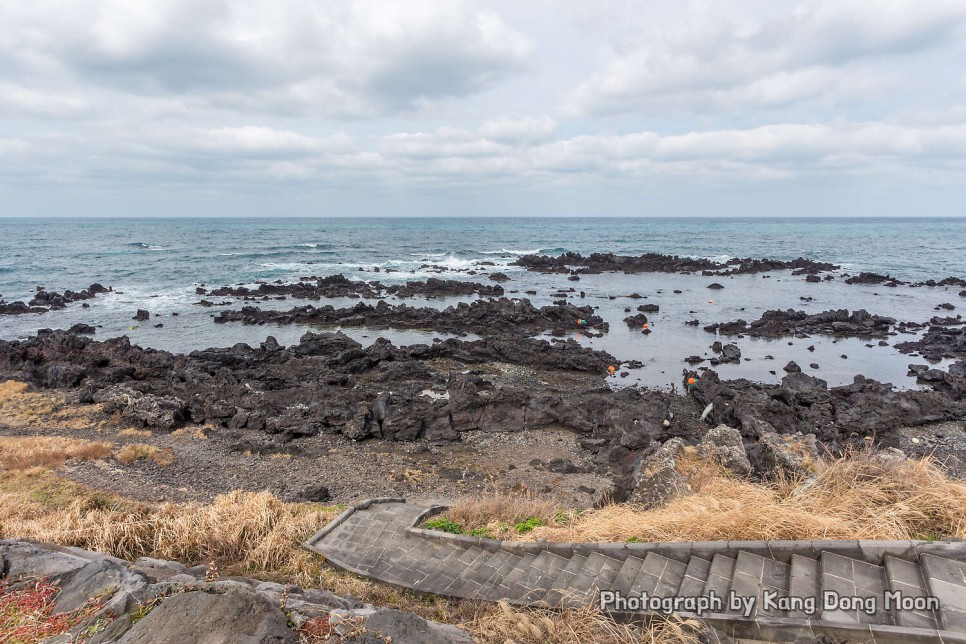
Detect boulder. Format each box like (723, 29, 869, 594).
(757, 431, 822, 479)
(133, 309, 150, 321)
(94, 386, 187, 431)
(697, 425, 751, 476)
(628, 438, 694, 508)
(118, 589, 296, 643)
(298, 484, 331, 502)
(337, 607, 474, 644)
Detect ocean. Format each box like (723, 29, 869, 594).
(1, 217, 964, 390)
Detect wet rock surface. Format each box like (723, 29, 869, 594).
(0, 283, 112, 316)
(200, 275, 504, 301)
(0, 329, 626, 447)
(704, 308, 897, 339)
(212, 297, 608, 337)
(2, 321, 966, 501)
(514, 251, 838, 276)
(684, 368, 966, 451)
(0, 540, 472, 643)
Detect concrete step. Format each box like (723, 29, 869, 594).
(728, 551, 790, 618)
(309, 501, 966, 641)
(677, 556, 711, 597)
(567, 552, 625, 606)
(921, 553, 966, 631)
(702, 554, 736, 602)
(611, 556, 645, 596)
(478, 551, 525, 599)
(493, 553, 539, 601)
(418, 546, 485, 593)
(820, 552, 894, 626)
(884, 555, 939, 630)
(787, 554, 820, 620)
(628, 553, 687, 599)
(500, 550, 570, 604)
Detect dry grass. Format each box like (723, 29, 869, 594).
(467, 600, 703, 644)
(0, 379, 146, 436)
(115, 443, 175, 467)
(0, 468, 698, 643)
(171, 425, 209, 440)
(0, 468, 341, 587)
(0, 436, 114, 470)
(117, 428, 152, 438)
(524, 450, 966, 543)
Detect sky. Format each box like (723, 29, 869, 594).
(1, 0, 966, 218)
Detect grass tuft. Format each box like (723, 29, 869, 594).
(525, 450, 966, 543)
(0, 436, 114, 470)
(115, 444, 175, 467)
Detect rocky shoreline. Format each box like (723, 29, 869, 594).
(0, 283, 112, 316)
(211, 298, 608, 337)
(2, 324, 964, 504)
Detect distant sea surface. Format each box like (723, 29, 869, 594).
(2, 217, 965, 389)
(1, 217, 964, 294)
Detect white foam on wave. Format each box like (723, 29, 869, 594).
(682, 253, 733, 263)
(479, 248, 541, 256)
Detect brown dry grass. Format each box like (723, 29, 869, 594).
(0, 468, 702, 643)
(115, 443, 175, 467)
(523, 450, 966, 543)
(0, 436, 114, 470)
(0, 379, 145, 436)
(117, 428, 152, 438)
(0, 467, 341, 587)
(467, 601, 703, 644)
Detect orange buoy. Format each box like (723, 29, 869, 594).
(608, 365, 616, 374)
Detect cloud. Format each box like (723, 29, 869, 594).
(0, 0, 532, 118)
(478, 115, 557, 144)
(567, 0, 966, 117)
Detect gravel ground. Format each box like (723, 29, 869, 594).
(898, 420, 966, 478)
(1, 416, 609, 508)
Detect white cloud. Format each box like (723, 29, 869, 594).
(567, 0, 966, 117)
(478, 115, 557, 144)
(2, 0, 966, 215)
(0, 0, 532, 118)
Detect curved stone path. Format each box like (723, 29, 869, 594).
(304, 498, 966, 643)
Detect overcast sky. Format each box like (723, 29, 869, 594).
(2, 0, 966, 217)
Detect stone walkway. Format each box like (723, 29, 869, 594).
(304, 498, 966, 643)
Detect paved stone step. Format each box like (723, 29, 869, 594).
(702, 554, 736, 602)
(677, 556, 711, 597)
(728, 551, 790, 618)
(546, 553, 588, 607)
(499, 550, 571, 604)
(567, 551, 625, 606)
(418, 545, 486, 593)
(442, 547, 514, 599)
(921, 553, 966, 631)
(611, 556, 645, 596)
(884, 555, 939, 630)
(787, 554, 820, 620)
(472, 550, 522, 599)
(491, 552, 540, 601)
(307, 500, 966, 642)
(820, 552, 894, 626)
(628, 553, 687, 600)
